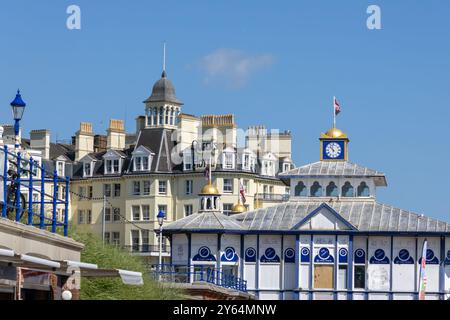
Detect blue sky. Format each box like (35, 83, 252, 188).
(0, 1, 449, 220)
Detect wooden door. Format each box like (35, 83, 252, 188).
(314, 265, 334, 289)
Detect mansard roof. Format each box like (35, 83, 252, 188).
(280, 161, 387, 186)
(163, 211, 245, 233)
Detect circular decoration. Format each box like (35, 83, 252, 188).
(374, 249, 385, 261)
(319, 247, 330, 260)
(339, 248, 348, 257)
(199, 246, 211, 258)
(398, 249, 410, 262)
(426, 249, 435, 260)
(264, 248, 276, 260)
(245, 247, 256, 258)
(355, 249, 364, 258)
(285, 248, 295, 259)
(62, 290, 72, 301)
(224, 247, 235, 261)
(301, 248, 310, 256)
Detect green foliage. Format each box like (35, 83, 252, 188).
(70, 230, 182, 300)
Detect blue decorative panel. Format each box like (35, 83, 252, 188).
(314, 247, 334, 263)
(338, 248, 348, 264)
(193, 246, 216, 262)
(245, 247, 256, 262)
(300, 247, 310, 263)
(221, 247, 238, 262)
(418, 249, 439, 265)
(394, 249, 414, 264)
(369, 249, 390, 264)
(444, 250, 450, 266)
(354, 248, 366, 264)
(260, 247, 280, 263)
(284, 248, 295, 263)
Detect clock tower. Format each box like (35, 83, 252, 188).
(320, 127, 349, 161)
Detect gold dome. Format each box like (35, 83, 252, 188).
(324, 127, 347, 138)
(200, 183, 221, 195)
(231, 203, 246, 214)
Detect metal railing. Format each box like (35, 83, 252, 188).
(0, 146, 70, 236)
(151, 264, 248, 293)
(255, 193, 290, 202)
(124, 244, 169, 254)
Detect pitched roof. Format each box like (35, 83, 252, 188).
(280, 161, 387, 186)
(231, 200, 450, 233)
(163, 212, 245, 232)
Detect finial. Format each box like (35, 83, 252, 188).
(162, 41, 166, 76)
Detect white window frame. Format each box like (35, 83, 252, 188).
(223, 178, 233, 193)
(56, 161, 65, 177)
(158, 180, 167, 195)
(132, 181, 141, 196)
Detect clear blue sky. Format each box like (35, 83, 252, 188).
(0, 1, 449, 221)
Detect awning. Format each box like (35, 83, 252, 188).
(0, 250, 143, 285)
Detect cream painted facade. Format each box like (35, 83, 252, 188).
(70, 172, 288, 264)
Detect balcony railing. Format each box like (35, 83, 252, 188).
(124, 244, 169, 254)
(255, 193, 290, 202)
(151, 264, 248, 293)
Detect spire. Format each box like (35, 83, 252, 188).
(161, 42, 167, 78)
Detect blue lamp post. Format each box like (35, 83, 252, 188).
(10, 90, 26, 150)
(157, 209, 166, 273)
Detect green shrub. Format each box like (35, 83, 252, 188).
(70, 231, 181, 300)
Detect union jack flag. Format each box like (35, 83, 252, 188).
(334, 97, 341, 116)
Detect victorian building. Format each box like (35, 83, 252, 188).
(17, 65, 293, 266)
(163, 126, 450, 300)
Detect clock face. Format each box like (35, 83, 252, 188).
(325, 142, 342, 159)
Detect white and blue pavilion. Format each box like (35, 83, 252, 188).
(162, 127, 450, 300)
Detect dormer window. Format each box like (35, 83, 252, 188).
(222, 148, 236, 170)
(105, 159, 121, 174)
(131, 145, 154, 173)
(242, 151, 256, 172)
(56, 161, 65, 177)
(83, 162, 92, 177)
(261, 153, 277, 176)
(282, 162, 291, 172)
(134, 156, 151, 172)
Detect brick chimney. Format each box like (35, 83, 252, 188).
(107, 119, 125, 150)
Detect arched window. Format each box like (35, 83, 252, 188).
(326, 182, 338, 197)
(159, 107, 164, 125)
(310, 181, 323, 197)
(295, 181, 307, 196)
(342, 181, 354, 197)
(357, 182, 370, 197)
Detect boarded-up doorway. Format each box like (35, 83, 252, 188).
(314, 265, 334, 289)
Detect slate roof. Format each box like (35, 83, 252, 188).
(163, 200, 450, 234)
(163, 211, 245, 232)
(135, 128, 179, 172)
(233, 200, 450, 233)
(280, 161, 387, 186)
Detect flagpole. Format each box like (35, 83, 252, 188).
(209, 153, 212, 184)
(333, 96, 336, 128)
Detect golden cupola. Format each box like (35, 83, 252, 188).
(199, 181, 221, 212)
(199, 182, 221, 196)
(231, 202, 246, 214)
(320, 127, 349, 161)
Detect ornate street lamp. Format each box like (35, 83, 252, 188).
(157, 209, 166, 274)
(10, 90, 26, 150)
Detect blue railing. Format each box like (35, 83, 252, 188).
(0, 145, 70, 236)
(151, 264, 248, 293)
